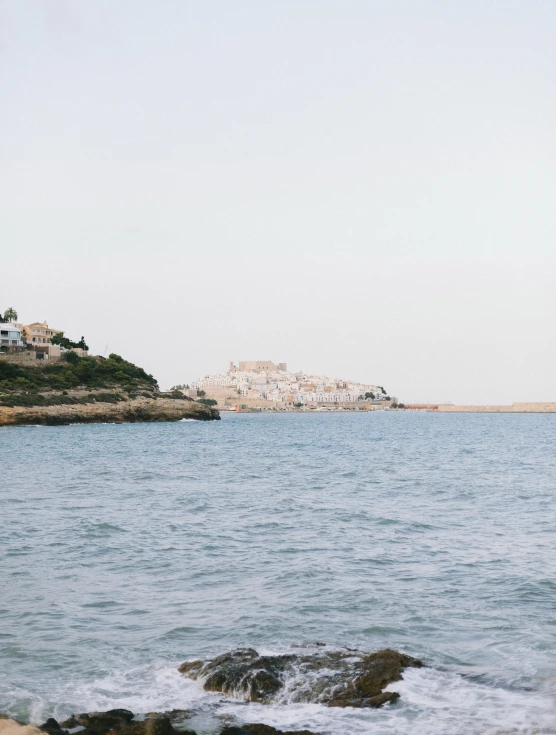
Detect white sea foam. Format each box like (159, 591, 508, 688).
(19, 660, 555, 735)
(45, 663, 211, 721)
(219, 665, 556, 735)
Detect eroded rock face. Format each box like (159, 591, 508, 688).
(179, 646, 422, 708)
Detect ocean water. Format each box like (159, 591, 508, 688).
(1, 412, 556, 735)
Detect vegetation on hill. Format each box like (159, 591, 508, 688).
(0, 352, 158, 406)
(51, 331, 89, 351)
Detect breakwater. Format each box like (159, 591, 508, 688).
(405, 402, 556, 412)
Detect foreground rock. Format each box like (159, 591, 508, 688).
(2, 711, 322, 735)
(40, 712, 197, 735)
(0, 397, 219, 426)
(179, 646, 422, 708)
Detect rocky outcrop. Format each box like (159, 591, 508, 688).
(2, 710, 323, 735)
(38, 712, 197, 735)
(179, 646, 422, 708)
(0, 397, 219, 426)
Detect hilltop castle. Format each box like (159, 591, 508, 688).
(191, 361, 390, 409)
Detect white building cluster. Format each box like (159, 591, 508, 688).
(192, 361, 387, 405)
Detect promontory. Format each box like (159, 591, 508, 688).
(0, 352, 219, 426)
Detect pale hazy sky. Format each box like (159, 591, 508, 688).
(1, 1, 555, 403)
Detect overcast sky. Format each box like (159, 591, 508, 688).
(1, 0, 555, 403)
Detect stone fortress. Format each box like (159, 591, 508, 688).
(191, 361, 395, 410)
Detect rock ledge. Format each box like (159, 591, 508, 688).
(0, 397, 219, 426)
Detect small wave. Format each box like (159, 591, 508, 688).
(86, 523, 128, 535)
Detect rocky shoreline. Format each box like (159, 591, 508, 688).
(0, 396, 220, 426)
(1, 647, 421, 735)
(1, 713, 316, 735)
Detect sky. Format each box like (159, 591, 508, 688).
(1, 0, 555, 403)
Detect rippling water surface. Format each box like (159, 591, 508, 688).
(1, 412, 556, 734)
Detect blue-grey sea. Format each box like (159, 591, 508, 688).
(1, 412, 556, 734)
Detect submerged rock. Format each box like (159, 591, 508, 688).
(179, 646, 422, 708)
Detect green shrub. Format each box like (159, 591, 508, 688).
(0, 353, 157, 399)
(63, 351, 80, 365)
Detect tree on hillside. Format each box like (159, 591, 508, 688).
(365, 391, 375, 400)
(52, 332, 89, 351)
(3, 307, 18, 322)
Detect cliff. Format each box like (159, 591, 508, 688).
(0, 394, 219, 425)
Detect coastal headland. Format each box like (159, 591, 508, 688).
(0, 394, 218, 426)
(0, 352, 219, 425)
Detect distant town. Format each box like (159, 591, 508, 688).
(182, 361, 399, 410)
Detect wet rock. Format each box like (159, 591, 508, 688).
(73, 710, 135, 735)
(106, 715, 196, 735)
(180, 649, 287, 703)
(327, 649, 419, 706)
(38, 719, 64, 735)
(177, 661, 203, 677)
(179, 646, 422, 708)
(58, 718, 79, 730)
